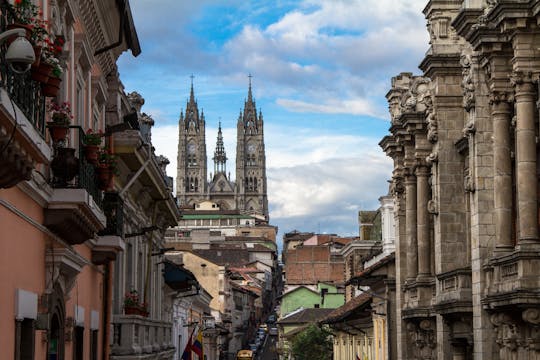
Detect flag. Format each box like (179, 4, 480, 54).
(192, 328, 204, 358)
(181, 332, 192, 360)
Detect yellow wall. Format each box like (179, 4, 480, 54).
(333, 331, 373, 360)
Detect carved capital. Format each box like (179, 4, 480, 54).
(522, 308, 540, 325)
(511, 71, 535, 96)
(489, 91, 514, 106)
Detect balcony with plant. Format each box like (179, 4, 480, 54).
(44, 100, 109, 245)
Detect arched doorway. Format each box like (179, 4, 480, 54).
(48, 286, 65, 360)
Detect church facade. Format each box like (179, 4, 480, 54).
(176, 80, 269, 220)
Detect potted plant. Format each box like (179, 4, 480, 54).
(83, 129, 103, 165)
(123, 289, 140, 315)
(47, 101, 72, 143)
(7, 0, 39, 38)
(96, 150, 117, 190)
(7, 0, 49, 67)
(41, 36, 64, 97)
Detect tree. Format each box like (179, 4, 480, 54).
(290, 324, 333, 360)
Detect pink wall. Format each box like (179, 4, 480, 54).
(0, 187, 104, 359)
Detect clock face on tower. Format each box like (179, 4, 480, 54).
(247, 144, 255, 153)
(188, 144, 196, 154)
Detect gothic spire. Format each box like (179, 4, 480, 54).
(189, 74, 195, 103)
(248, 73, 253, 103)
(213, 121, 227, 174)
(241, 74, 258, 134)
(184, 76, 201, 131)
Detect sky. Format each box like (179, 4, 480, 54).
(117, 0, 429, 239)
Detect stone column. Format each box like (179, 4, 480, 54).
(416, 164, 431, 278)
(512, 72, 538, 243)
(405, 170, 418, 281)
(491, 92, 514, 249)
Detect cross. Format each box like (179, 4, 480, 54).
(248, 73, 252, 86)
(190, 74, 195, 86)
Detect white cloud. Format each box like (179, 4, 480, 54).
(151, 121, 393, 236)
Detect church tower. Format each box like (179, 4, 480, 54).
(236, 76, 269, 219)
(176, 79, 207, 207)
(208, 122, 236, 210)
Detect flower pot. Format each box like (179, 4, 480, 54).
(96, 165, 113, 190)
(83, 145, 100, 165)
(51, 147, 79, 186)
(42, 76, 61, 97)
(124, 306, 140, 316)
(31, 46, 42, 67)
(31, 61, 52, 84)
(47, 124, 69, 143)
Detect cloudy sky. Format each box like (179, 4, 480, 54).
(117, 0, 429, 239)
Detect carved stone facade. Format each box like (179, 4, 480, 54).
(381, 1, 540, 359)
(176, 80, 269, 220)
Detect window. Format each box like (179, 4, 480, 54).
(90, 330, 98, 360)
(73, 326, 84, 360)
(16, 318, 35, 360)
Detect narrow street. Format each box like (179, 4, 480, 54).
(255, 332, 278, 360)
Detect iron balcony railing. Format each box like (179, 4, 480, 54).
(99, 191, 124, 237)
(0, 0, 46, 136)
(50, 126, 102, 209)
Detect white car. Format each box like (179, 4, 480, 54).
(269, 327, 278, 336)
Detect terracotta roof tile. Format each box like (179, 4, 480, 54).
(321, 293, 372, 324)
(278, 308, 335, 325)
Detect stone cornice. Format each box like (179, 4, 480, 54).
(452, 8, 484, 39)
(419, 54, 462, 78)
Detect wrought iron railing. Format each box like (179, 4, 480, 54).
(0, 0, 46, 136)
(49, 126, 102, 208)
(99, 191, 124, 237)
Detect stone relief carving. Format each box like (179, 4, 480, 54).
(461, 54, 475, 111)
(427, 199, 438, 215)
(490, 311, 540, 359)
(407, 319, 437, 360)
(427, 112, 438, 143)
(399, 77, 432, 114)
(426, 151, 438, 165)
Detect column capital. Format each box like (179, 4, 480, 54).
(414, 163, 431, 177)
(511, 71, 536, 97)
(489, 90, 514, 106)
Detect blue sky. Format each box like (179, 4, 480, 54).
(117, 0, 429, 238)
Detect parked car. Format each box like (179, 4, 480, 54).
(269, 327, 278, 336)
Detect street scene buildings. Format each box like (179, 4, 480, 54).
(4, 0, 540, 360)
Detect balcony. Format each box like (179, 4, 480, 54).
(92, 192, 125, 264)
(44, 126, 106, 245)
(163, 259, 200, 292)
(0, 3, 49, 188)
(111, 315, 175, 359)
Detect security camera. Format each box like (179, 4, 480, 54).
(0, 28, 35, 75)
(6, 36, 35, 74)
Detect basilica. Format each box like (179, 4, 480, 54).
(176, 79, 269, 220)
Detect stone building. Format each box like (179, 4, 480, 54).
(176, 79, 269, 220)
(380, 1, 540, 358)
